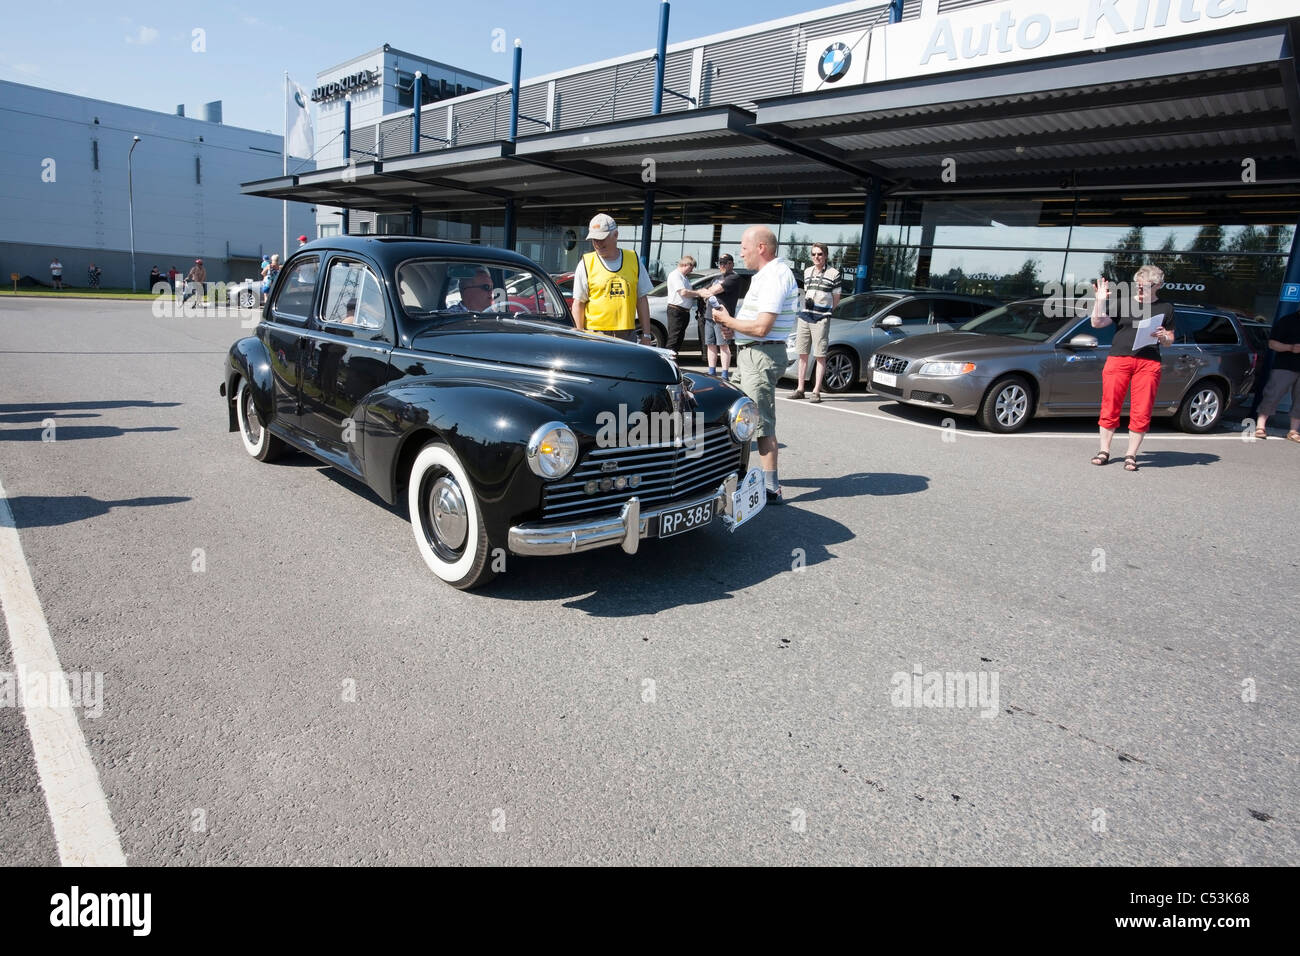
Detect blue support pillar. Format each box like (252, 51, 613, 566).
(1253, 218, 1300, 415)
(341, 98, 351, 235)
(652, 2, 669, 115)
(411, 72, 422, 154)
(410, 73, 423, 235)
(855, 178, 882, 294)
(503, 200, 517, 252)
(641, 189, 655, 271)
(509, 41, 522, 142)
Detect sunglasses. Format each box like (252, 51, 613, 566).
(462, 283, 492, 292)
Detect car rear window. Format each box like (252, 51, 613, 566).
(271, 255, 321, 321)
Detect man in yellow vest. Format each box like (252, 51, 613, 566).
(572, 213, 655, 344)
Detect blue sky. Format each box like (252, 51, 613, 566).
(1, 0, 840, 134)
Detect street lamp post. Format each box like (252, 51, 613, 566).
(128, 136, 140, 292)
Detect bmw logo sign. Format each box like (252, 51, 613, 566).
(294, 90, 306, 109)
(817, 43, 852, 83)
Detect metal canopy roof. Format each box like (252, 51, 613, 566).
(242, 22, 1300, 214)
(753, 23, 1300, 194)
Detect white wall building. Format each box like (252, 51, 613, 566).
(0, 79, 316, 289)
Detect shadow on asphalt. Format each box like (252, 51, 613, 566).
(1136, 450, 1221, 469)
(0, 426, 178, 442)
(2, 495, 191, 528)
(781, 471, 929, 504)
(486, 498, 857, 616)
(0, 401, 182, 412)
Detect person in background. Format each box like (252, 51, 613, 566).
(571, 213, 654, 344)
(792, 242, 841, 402)
(168, 265, 179, 291)
(1089, 264, 1175, 472)
(184, 258, 207, 304)
(87, 263, 102, 289)
(698, 253, 741, 379)
(148, 265, 162, 290)
(298, 235, 309, 249)
(260, 254, 280, 305)
(665, 255, 700, 356)
(49, 257, 63, 290)
(710, 226, 800, 504)
(449, 268, 496, 312)
(1253, 305, 1300, 443)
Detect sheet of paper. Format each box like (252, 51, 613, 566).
(1131, 317, 1161, 350)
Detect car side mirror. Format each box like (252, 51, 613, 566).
(1065, 334, 1099, 349)
(881, 316, 903, 329)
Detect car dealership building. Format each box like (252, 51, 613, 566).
(247, 0, 1300, 320)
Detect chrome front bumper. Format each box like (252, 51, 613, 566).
(507, 473, 739, 557)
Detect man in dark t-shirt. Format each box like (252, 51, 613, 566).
(697, 253, 742, 378)
(1254, 307, 1300, 441)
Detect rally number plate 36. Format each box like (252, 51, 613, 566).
(730, 467, 766, 530)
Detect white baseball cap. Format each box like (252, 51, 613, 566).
(585, 214, 617, 239)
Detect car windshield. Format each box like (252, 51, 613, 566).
(957, 301, 1077, 342)
(397, 259, 569, 322)
(834, 294, 898, 321)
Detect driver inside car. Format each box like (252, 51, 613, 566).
(450, 269, 497, 313)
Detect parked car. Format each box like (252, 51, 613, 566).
(781, 290, 1001, 392)
(220, 237, 764, 589)
(865, 298, 1261, 433)
(224, 278, 261, 308)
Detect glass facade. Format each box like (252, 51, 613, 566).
(376, 187, 1296, 319)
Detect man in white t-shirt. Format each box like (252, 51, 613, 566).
(711, 225, 800, 504)
(571, 214, 655, 344)
(49, 258, 63, 290)
(665, 255, 700, 355)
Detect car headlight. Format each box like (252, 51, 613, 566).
(728, 397, 759, 443)
(917, 362, 977, 377)
(526, 422, 579, 479)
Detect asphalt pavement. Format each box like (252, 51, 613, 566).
(1, 296, 1296, 865)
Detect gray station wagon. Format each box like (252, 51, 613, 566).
(782, 291, 1002, 393)
(866, 298, 1262, 433)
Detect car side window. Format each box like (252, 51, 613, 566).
(1066, 316, 1117, 346)
(1175, 311, 1238, 346)
(270, 256, 321, 322)
(882, 299, 932, 325)
(931, 299, 979, 322)
(322, 259, 387, 331)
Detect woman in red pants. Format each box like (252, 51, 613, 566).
(1089, 265, 1176, 472)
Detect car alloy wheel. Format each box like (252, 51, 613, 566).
(408, 441, 496, 589)
(239, 288, 257, 309)
(978, 375, 1032, 433)
(1177, 382, 1224, 433)
(823, 348, 858, 393)
(235, 378, 283, 462)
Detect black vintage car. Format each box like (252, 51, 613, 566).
(220, 237, 765, 589)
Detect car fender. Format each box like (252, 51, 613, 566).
(224, 336, 275, 432)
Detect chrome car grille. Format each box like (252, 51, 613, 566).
(542, 425, 741, 521)
(873, 354, 909, 374)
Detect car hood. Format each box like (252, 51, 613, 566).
(875, 331, 1040, 360)
(407, 316, 678, 384)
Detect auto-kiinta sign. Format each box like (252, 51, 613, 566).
(802, 0, 1290, 92)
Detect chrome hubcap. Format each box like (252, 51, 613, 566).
(1190, 389, 1219, 427)
(429, 476, 468, 551)
(996, 386, 1028, 426)
(242, 390, 262, 443)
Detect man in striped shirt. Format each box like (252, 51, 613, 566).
(793, 242, 842, 402)
(711, 225, 799, 504)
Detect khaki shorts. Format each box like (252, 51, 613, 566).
(733, 341, 785, 439)
(795, 317, 830, 357)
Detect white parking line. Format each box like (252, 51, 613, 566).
(0, 475, 126, 867)
(778, 397, 1250, 440)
